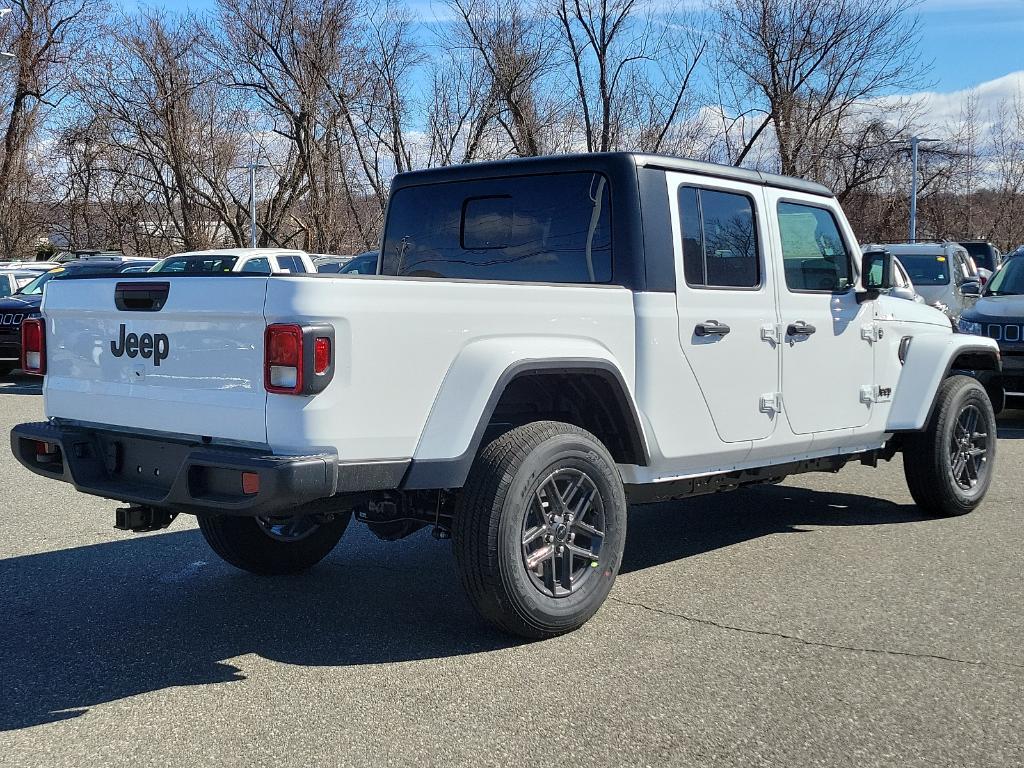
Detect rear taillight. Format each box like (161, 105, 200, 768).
(265, 324, 303, 394)
(264, 323, 335, 395)
(21, 318, 45, 375)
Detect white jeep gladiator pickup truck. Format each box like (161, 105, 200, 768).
(11, 153, 1002, 639)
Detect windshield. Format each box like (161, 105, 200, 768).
(986, 258, 1024, 296)
(17, 269, 60, 296)
(151, 254, 239, 273)
(895, 253, 951, 286)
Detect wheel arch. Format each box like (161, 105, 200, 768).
(887, 334, 1002, 432)
(403, 350, 649, 490)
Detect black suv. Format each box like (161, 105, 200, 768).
(959, 256, 1024, 395)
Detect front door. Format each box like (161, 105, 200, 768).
(669, 174, 780, 443)
(770, 195, 874, 435)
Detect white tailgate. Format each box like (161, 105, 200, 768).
(43, 277, 269, 445)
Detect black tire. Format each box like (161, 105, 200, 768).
(0, 362, 17, 377)
(198, 510, 351, 575)
(453, 421, 627, 639)
(903, 375, 996, 517)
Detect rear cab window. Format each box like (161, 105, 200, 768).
(155, 255, 238, 273)
(381, 172, 612, 283)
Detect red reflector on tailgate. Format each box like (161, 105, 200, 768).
(314, 337, 331, 375)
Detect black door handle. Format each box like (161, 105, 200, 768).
(695, 320, 731, 337)
(787, 321, 817, 336)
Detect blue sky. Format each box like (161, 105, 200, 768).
(125, 0, 1023, 97)
(917, 0, 1024, 90)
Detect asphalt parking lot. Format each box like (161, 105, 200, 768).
(0, 376, 1021, 768)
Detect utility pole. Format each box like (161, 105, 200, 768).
(908, 136, 939, 243)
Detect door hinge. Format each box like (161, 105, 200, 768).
(760, 392, 783, 414)
(760, 323, 782, 344)
(860, 323, 884, 343)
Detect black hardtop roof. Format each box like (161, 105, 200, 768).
(391, 152, 834, 198)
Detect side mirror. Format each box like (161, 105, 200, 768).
(858, 250, 893, 302)
(961, 279, 981, 298)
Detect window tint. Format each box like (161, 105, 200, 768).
(677, 186, 759, 288)
(777, 203, 852, 292)
(381, 172, 612, 283)
(241, 257, 271, 274)
(0, 277, 12, 297)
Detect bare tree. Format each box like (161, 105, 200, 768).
(0, 0, 104, 257)
(554, 0, 707, 153)
(715, 0, 924, 179)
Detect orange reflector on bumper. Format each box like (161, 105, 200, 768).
(241, 471, 260, 495)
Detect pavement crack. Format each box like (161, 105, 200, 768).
(608, 596, 1024, 671)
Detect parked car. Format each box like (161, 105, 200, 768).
(958, 255, 1024, 396)
(49, 249, 126, 263)
(337, 251, 378, 274)
(865, 242, 981, 320)
(0, 270, 40, 299)
(117, 259, 159, 274)
(863, 249, 924, 303)
(0, 261, 54, 273)
(960, 241, 1002, 274)
(0, 260, 148, 376)
(149, 248, 316, 275)
(310, 254, 351, 273)
(13, 153, 1001, 638)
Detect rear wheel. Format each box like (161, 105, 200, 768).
(903, 375, 996, 517)
(453, 421, 627, 639)
(198, 510, 351, 575)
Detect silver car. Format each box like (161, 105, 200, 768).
(865, 242, 981, 320)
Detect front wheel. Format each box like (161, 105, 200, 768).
(453, 421, 627, 639)
(903, 375, 997, 517)
(198, 510, 351, 575)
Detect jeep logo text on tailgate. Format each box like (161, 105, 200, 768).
(110, 324, 169, 366)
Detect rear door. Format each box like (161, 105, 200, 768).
(668, 173, 781, 443)
(769, 194, 874, 435)
(43, 276, 270, 444)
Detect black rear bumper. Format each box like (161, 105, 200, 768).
(11, 422, 408, 516)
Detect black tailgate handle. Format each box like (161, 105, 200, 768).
(115, 282, 170, 312)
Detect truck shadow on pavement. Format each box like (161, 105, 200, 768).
(0, 483, 927, 731)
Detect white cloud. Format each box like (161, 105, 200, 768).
(880, 71, 1024, 135)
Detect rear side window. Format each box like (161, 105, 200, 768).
(274, 255, 305, 273)
(678, 186, 759, 288)
(381, 172, 612, 283)
(777, 202, 852, 292)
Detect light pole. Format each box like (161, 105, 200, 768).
(908, 136, 939, 243)
(242, 162, 267, 248)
